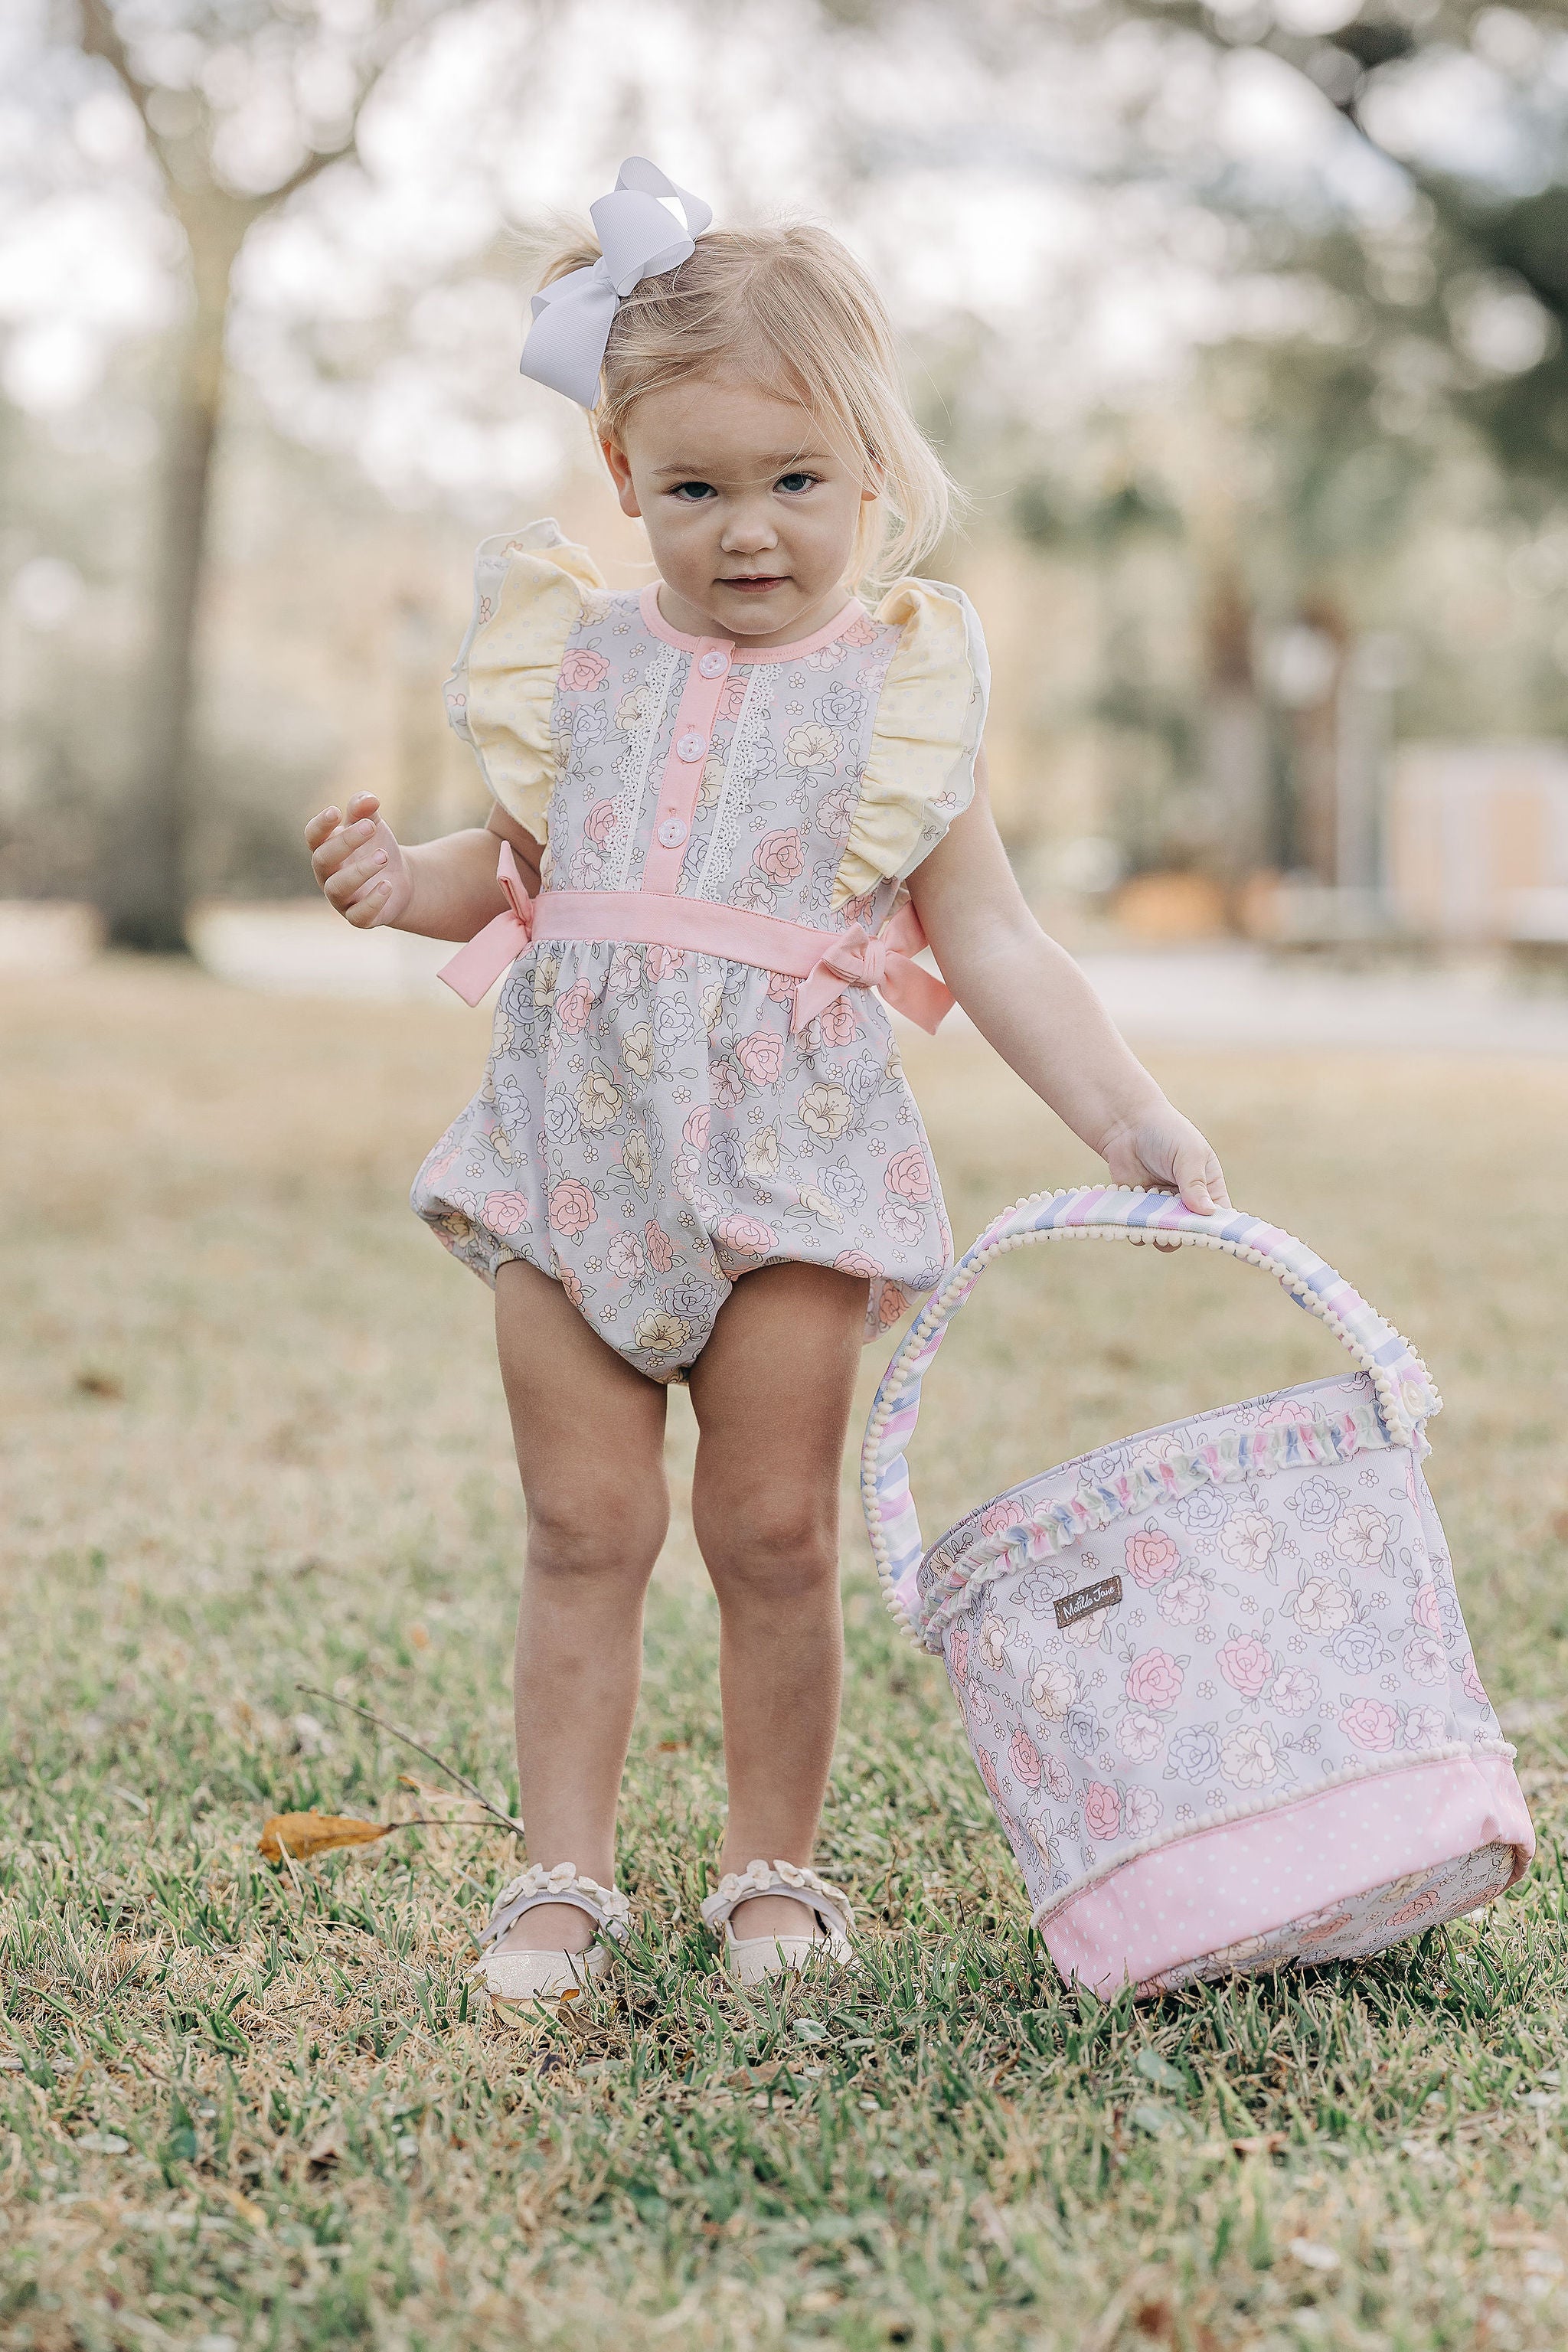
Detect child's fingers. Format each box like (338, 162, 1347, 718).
(323, 843, 389, 906)
(1172, 1144, 1217, 1217)
(304, 806, 341, 851)
(312, 818, 378, 887)
(345, 792, 382, 823)
(343, 879, 392, 927)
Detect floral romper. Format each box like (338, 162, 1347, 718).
(412, 519, 989, 1381)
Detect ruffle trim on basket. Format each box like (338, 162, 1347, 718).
(1032, 1737, 1517, 1929)
(915, 1392, 1412, 1651)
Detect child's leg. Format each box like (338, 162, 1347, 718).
(686, 1263, 867, 1945)
(492, 1260, 671, 1952)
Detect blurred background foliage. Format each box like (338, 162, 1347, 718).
(5, 0, 1568, 944)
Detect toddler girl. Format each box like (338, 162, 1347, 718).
(305, 160, 1230, 1996)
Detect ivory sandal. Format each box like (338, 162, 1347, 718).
(701, 1859, 855, 1988)
(475, 1861, 632, 2003)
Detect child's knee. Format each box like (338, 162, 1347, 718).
(699, 1498, 840, 1602)
(524, 1479, 668, 1583)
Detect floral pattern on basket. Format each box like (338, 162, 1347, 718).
(934, 1368, 1504, 1922)
(858, 1185, 1534, 1990)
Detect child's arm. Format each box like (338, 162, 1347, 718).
(908, 752, 1230, 1216)
(304, 793, 541, 940)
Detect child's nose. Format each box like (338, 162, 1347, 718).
(720, 502, 779, 554)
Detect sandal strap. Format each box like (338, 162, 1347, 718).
(701, 1859, 854, 1939)
(479, 1862, 632, 1951)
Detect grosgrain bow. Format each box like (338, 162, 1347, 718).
(520, 157, 714, 407)
(438, 841, 536, 1005)
(792, 905, 955, 1037)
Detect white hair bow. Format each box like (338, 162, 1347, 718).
(520, 157, 713, 407)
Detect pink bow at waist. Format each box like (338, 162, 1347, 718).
(789, 905, 952, 1036)
(437, 847, 955, 1035)
(436, 841, 537, 1006)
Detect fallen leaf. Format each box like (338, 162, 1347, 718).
(305, 2126, 344, 2172)
(258, 1813, 391, 1864)
(1289, 2239, 1341, 2272)
(1231, 2134, 1287, 2158)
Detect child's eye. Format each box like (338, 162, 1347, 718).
(775, 471, 818, 495)
(669, 481, 717, 501)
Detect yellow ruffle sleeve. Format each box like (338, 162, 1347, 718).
(831, 577, 991, 908)
(444, 519, 606, 842)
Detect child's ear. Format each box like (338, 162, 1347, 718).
(861, 456, 884, 506)
(601, 437, 642, 519)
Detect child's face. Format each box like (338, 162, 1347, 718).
(603, 374, 877, 646)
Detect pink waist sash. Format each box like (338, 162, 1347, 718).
(437, 844, 954, 1037)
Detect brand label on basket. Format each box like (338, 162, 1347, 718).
(1054, 1575, 1122, 1629)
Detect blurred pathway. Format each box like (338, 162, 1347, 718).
(8, 900, 1568, 1050)
(1072, 946, 1568, 1055)
(192, 905, 1568, 1054)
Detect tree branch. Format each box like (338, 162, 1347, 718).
(255, 121, 364, 215)
(77, 0, 180, 198)
(1103, 0, 1415, 159)
(77, 0, 151, 114)
(77, 0, 369, 220)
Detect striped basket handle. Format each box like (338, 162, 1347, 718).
(860, 1184, 1442, 1642)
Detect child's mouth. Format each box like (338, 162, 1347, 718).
(720, 574, 787, 593)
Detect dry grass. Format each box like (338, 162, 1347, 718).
(3, 962, 1568, 2350)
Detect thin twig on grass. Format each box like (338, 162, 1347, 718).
(294, 1684, 524, 1838)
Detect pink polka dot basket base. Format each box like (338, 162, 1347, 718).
(861, 1186, 1534, 1998)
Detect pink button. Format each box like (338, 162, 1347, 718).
(698, 650, 729, 679)
(656, 816, 689, 848)
(676, 730, 707, 762)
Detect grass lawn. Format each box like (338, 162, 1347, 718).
(4, 961, 1568, 2350)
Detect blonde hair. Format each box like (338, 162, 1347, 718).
(532, 220, 957, 593)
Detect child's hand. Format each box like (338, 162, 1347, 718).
(1102, 1107, 1231, 1218)
(305, 793, 413, 929)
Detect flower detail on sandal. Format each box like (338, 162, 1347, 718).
(475, 1862, 632, 2004)
(701, 1860, 855, 1987)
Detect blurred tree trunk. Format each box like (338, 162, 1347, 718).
(1187, 462, 1269, 886)
(1289, 597, 1350, 885)
(111, 196, 247, 949)
(79, 2, 370, 951)
(1200, 559, 1269, 884)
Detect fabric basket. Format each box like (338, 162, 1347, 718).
(861, 1185, 1534, 1995)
